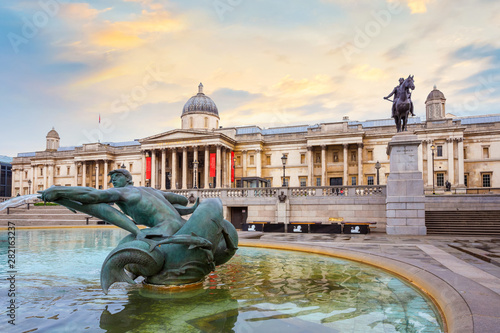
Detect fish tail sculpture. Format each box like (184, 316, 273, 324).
(100, 240, 165, 294)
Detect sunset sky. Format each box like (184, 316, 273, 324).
(1, 0, 499, 156)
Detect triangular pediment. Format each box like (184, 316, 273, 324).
(139, 129, 222, 143)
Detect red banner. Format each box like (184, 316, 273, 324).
(231, 151, 235, 182)
(210, 153, 216, 177)
(146, 156, 151, 180)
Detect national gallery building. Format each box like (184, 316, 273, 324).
(10, 84, 500, 195)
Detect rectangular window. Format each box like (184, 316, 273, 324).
(437, 145, 443, 157)
(482, 173, 491, 187)
(249, 155, 255, 165)
(300, 153, 306, 164)
(264, 178, 273, 187)
(236, 180, 242, 188)
(266, 155, 271, 166)
(437, 173, 444, 187)
(40, 167, 43, 176)
(367, 175, 374, 186)
(464, 174, 468, 187)
(316, 177, 321, 186)
(483, 147, 490, 159)
(351, 176, 357, 186)
(299, 177, 307, 187)
(333, 151, 339, 163)
(281, 177, 289, 187)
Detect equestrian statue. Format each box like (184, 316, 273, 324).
(384, 75, 415, 132)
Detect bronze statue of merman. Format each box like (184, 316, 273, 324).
(38, 169, 238, 294)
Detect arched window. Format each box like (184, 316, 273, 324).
(189, 117, 193, 128)
(204, 117, 208, 128)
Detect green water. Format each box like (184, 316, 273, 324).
(0, 229, 443, 332)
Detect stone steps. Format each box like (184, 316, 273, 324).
(426, 210, 500, 235)
(0, 204, 100, 227)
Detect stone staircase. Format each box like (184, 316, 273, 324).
(0, 204, 103, 227)
(425, 210, 500, 236)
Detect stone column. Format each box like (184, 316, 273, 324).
(182, 147, 188, 189)
(74, 163, 78, 186)
(417, 143, 423, 172)
(386, 133, 426, 235)
(161, 149, 166, 190)
(216, 145, 221, 188)
(32, 165, 37, 193)
(242, 150, 247, 179)
(307, 146, 313, 186)
(204, 145, 209, 189)
(222, 148, 227, 187)
(48, 164, 54, 187)
(357, 143, 363, 185)
(96, 161, 100, 189)
(43, 165, 48, 190)
(255, 149, 262, 178)
(193, 146, 198, 189)
(343, 144, 348, 186)
(151, 150, 157, 189)
(103, 160, 108, 189)
(321, 145, 326, 186)
(82, 162, 87, 187)
(141, 151, 146, 186)
(457, 138, 465, 186)
(447, 138, 455, 184)
(172, 148, 177, 189)
(426, 141, 433, 187)
(19, 168, 23, 194)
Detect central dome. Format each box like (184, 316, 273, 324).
(182, 83, 219, 117)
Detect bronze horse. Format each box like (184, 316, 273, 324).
(394, 75, 415, 132)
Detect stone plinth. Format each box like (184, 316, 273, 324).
(386, 133, 426, 235)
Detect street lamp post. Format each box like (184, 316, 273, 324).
(375, 161, 381, 185)
(193, 160, 199, 189)
(281, 154, 288, 187)
(28, 179, 32, 195)
(430, 144, 436, 194)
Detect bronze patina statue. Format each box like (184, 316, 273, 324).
(384, 75, 415, 132)
(38, 169, 238, 293)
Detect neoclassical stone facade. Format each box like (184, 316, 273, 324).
(10, 85, 500, 195)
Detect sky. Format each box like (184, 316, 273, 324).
(1, 0, 499, 157)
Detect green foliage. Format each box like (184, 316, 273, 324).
(34, 202, 59, 206)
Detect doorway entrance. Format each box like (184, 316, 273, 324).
(330, 177, 343, 186)
(230, 207, 248, 230)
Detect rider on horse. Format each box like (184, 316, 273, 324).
(385, 78, 416, 118)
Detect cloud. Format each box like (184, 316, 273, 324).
(59, 3, 109, 21)
(350, 64, 388, 81)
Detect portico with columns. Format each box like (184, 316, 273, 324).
(139, 130, 236, 189)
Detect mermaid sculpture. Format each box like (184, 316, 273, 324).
(37, 169, 238, 293)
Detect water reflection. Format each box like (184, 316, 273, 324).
(0, 229, 443, 332)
